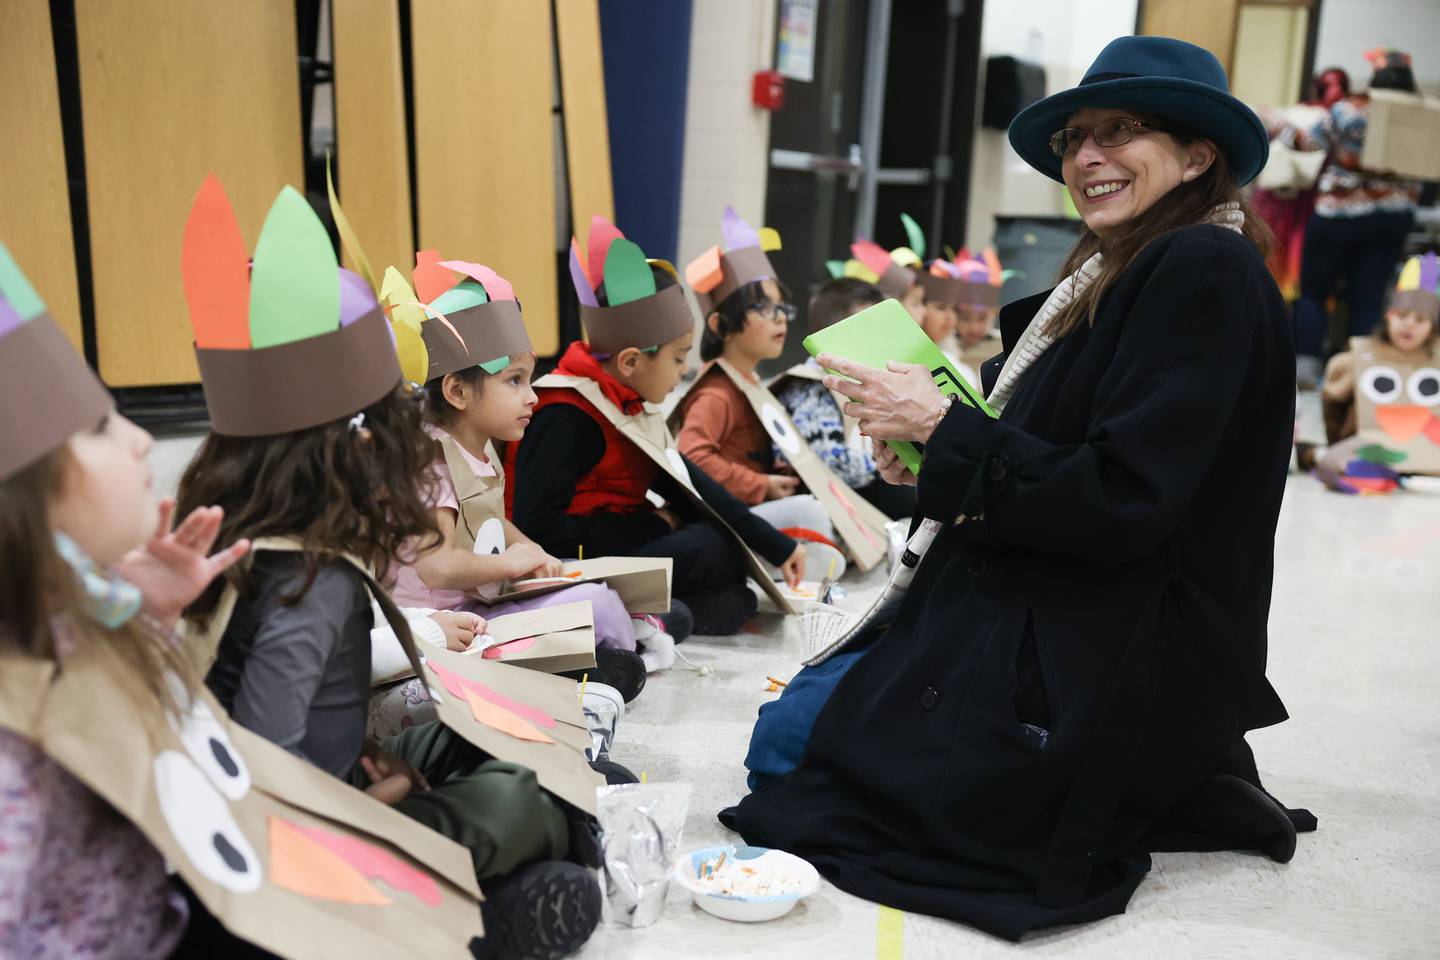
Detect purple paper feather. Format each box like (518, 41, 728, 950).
(0, 296, 22, 337)
(570, 243, 598, 307)
(1421, 252, 1439, 292)
(721, 205, 761, 252)
(338, 268, 376, 327)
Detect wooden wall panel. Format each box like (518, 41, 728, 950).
(1141, 0, 1243, 75)
(412, 1, 558, 356)
(75, 1, 303, 386)
(555, 0, 615, 253)
(332, 0, 413, 280)
(0, 0, 83, 352)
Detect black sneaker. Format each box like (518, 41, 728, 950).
(561, 648, 647, 703)
(1145, 773, 1299, 863)
(687, 584, 759, 636)
(472, 861, 601, 960)
(660, 598, 694, 643)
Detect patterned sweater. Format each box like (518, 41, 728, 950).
(773, 370, 877, 489)
(1280, 95, 1421, 219)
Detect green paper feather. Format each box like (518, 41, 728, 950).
(431, 280, 489, 314)
(0, 243, 46, 320)
(900, 213, 926, 260)
(825, 259, 845, 279)
(603, 238, 656, 306)
(1356, 444, 1408, 466)
(480, 356, 510, 375)
(248, 186, 339, 348)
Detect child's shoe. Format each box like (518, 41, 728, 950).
(473, 860, 601, 960)
(580, 681, 624, 761)
(630, 614, 678, 673)
(657, 598, 693, 643)
(688, 584, 759, 636)
(562, 648, 646, 703)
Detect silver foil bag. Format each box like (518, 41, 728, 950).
(596, 782, 692, 927)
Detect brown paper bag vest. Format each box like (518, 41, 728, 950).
(0, 644, 483, 960)
(672, 360, 891, 571)
(534, 372, 797, 614)
(436, 429, 673, 615)
(1349, 336, 1440, 475)
(189, 537, 604, 814)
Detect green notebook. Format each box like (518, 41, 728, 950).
(803, 298, 997, 475)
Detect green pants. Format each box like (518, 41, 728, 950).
(350, 722, 570, 880)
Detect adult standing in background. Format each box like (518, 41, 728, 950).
(1280, 49, 1424, 388)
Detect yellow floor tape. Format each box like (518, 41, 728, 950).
(877, 905, 905, 959)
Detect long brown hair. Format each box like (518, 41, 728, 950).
(0, 447, 200, 718)
(178, 385, 440, 620)
(1047, 136, 1274, 339)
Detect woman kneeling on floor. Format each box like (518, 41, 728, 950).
(730, 36, 1315, 941)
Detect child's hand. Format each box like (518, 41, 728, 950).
(428, 611, 486, 652)
(114, 501, 251, 632)
(655, 507, 682, 532)
(765, 475, 799, 500)
(360, 745, 429, 806)
(780, 544, 806, 589)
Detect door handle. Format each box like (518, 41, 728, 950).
(769, 144, 866, 190)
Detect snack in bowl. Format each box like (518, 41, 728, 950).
(672, 844, 820, 922)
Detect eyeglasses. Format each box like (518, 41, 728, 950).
(749, 301, 797, 323)
(1048, 117, 1167, 159)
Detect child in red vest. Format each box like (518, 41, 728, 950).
(505, 220, 805, 637)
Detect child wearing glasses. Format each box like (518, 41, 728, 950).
(679, 273, 840, 555)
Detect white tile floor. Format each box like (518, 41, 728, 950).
(149, 398, 1440, 959)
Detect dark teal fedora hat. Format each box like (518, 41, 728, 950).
(1008, 36, 1269, 186)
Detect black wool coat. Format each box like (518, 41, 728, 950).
(733, 225, 1297, 940)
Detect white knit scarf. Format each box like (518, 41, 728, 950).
(986, 202, 1247, 413)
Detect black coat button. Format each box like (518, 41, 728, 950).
(920, 686, 940, 711)
(966, 555, 987, 576)
(986, 456, 1008, 482)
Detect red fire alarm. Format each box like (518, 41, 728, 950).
(752, 69, 785, 111)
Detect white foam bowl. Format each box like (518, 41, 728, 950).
(672, 844, 820, 923)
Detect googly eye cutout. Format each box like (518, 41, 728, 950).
(1407, 368, 1440, 406)
(153, 751, 262, 893)
(1360, 365, 1404, 405)
(761, 402, 803, 456)
(163, 672, 250, 801)
(471, 516, 506, 557)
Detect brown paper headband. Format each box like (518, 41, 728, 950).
(421, 300, 534, 381)
(709, 246, 778, 310)
(917, 273, 1001, 308)
(195, 306, 401, 437)
(0, 314, 113, 480)
(580, 284, 694, 354)
(875, 262, 916, 300)
(1391, 289, 1440, 323)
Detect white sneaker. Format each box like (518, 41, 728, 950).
(631, 615, 677, 674)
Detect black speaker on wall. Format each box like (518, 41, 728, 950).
(982, 55, 1046, 129)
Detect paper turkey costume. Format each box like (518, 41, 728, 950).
(0, 238, 486, 958)
(1318, 253, 1440, 493)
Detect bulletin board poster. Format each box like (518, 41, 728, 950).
(777, 0, 818, 83)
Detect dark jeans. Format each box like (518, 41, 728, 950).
(1293, 210, 1413, 359)
(632, 519, 747, 598)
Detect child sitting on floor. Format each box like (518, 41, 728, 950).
(678, 207, 838, 548)
(0, 242, 256, 958)
(176, 180, 601, 960)
(770, 277, 916, 520)
(1301, 253, 1440, 490)
(380, 253, 651, 702)
(506, 218, 805, 637)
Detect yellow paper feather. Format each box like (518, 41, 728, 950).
(759, 227, 783, 252)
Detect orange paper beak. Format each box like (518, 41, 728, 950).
(1375, 405, 1434, 443)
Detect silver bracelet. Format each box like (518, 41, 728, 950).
(934, 395, 954, 433)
